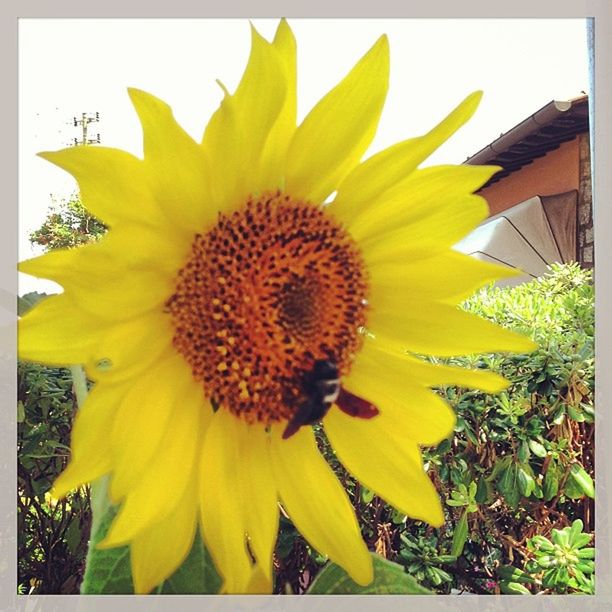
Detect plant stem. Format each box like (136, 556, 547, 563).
(69, 365, 89, 408)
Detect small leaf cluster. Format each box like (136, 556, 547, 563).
(397, 534, 456, 588)
(497, 519, 594, 594)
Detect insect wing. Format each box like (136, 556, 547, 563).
(336, 388, 379, 419)
(282, 401, 315, 439)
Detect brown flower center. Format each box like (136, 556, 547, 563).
(166, 191, 368, 425)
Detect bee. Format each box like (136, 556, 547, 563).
(282, 359, 379, 439)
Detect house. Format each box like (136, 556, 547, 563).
(456, 95, 592, 285)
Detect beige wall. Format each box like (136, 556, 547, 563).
(479, 138, 580, 216)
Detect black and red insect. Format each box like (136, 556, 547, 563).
(282, 359, 379, 439)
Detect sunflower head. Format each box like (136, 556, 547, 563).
(165, 190, 369, 428)
(19, 19, 536, 595)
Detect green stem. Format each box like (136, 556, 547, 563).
(69, 365, 111, 577)
(69, 365, 89, 408)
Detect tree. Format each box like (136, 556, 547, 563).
(29, 193, 106, 251)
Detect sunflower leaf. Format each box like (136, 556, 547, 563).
(161, 528, 222, 594)
(81, 505, 222, 594)
(307, 553, 431, 594)
(81, 505, 133, 594)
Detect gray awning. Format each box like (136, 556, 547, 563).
(454, 191, 577, 287)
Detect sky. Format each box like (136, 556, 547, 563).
(18, 18, 589, 295)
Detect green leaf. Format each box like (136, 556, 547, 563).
(497, 565, 535, 584)
(307, 553, 431, 594)
(543, 460, 559, 501)
(500, 581, 531, 594)
(81, 506, 133, 594)
(577, 548, 595, 559)
(81, 505, 223, 594)
(563, 473, 586, 499)
(161, 529, 222, 594)
(568, 463, 595, 499)
(451, 511, 469, 558)
(17, 401, 25, 423)
(361, 486, 375, 504)
(568, 518, 584, 546)
(488, 455, 512, 481)
(529, 535, 554, 553)
(64, 518, 83, 556)
(575, 560, 595, 574)
(498, 463, 520, 509)
(517, 465, 535, 497)
(390, 509, 407, 524)
(573, 533, 593, 549)
(518, 440, 531, 463)
(551, 527, 569, 548)
(475, 477, 489, 504)
(528, 439, 547, 458)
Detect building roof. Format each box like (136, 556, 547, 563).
(464, 94, 589, 188)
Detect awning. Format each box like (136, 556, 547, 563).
(454, 191, 577, 287)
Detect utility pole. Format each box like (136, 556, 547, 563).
(70, 112, 101, 146)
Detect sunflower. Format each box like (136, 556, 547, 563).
(19, 20, 536, 594)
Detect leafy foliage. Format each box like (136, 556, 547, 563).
(17, 357, 91, 593)
(307, 553, 431, 594)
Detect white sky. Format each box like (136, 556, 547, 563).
(18, 18, 589, 295)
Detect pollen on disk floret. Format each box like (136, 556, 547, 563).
(165, 191, 369, 425)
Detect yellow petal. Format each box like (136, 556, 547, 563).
(130, 481, 198, 594)
(37, 146, 163, 227)
(83, 311, 174, 383)
(201, 25, 287, 211)
(269, 424, 372, 586)
(367, 300, 538, 357)
(52, 380, 129, 498)
(19, 242, 173, 322)
(128, 88, 214, 233)
(285, 35, 389, 204)
(245, 564, 273, 594)
(355, 337, 510, 394)
(109, 353, 199, 502)
(238, 423, 278, 584)
(258, 18, 297, 190)
(369, 249, 521, 304)
(359, 194, 490, 266)
(18, 293, 105, 366)
(198, 409, 252, 594)
(324, 406, 444, 526)
(347, 164, 498, 244)
(102, 220, 190, 280)
(333, 91, 483, 219)
(342, 359, 456, 446)
(102, 378, 203, 546)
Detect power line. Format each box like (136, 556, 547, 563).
(70, 112, 100, 146)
